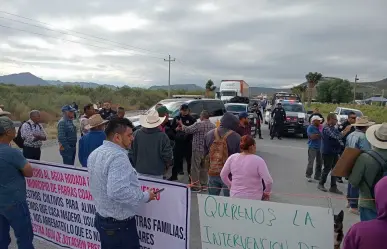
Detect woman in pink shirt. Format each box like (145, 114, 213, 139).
(220, 135, 273, 200)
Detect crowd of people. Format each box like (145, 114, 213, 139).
(1, 101, 386, 249)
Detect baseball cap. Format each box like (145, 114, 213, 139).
(0, 116, 15, 135)
(180, 104, 189, 110)
(238, 112, 249, 119)
(311, 116, 323, 122)
(61, 105, 76, 112)
(157, 106, 169, 116)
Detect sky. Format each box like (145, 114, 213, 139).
(0, 0, 387, 88)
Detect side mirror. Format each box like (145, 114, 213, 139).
(191, 113, 200, 120)
(307, 110, 314, 115)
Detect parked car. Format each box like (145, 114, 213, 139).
(127, 98, 226, 129)
(333, 107, 363, 125)
(268, 101, 309, 137)
(225, 103, 249, 115)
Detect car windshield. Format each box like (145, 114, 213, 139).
(282, 104, 304, 113)
(226, 105, 247, 112)
(341, 109, 363, 117)
(146, 101, 185, 117)
(221, 91, 237, 97)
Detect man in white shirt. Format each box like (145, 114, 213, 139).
(20, 110, 47, 160)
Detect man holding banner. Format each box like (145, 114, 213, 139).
(88, 118, 157, 249)
(0, 117, 35, 249)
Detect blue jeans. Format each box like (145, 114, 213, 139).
(347, 183, 359, 208)
(95, 213, 139, 249)
(208, 176, 230, 197)
(60, 147, 76, 165)
(0, 201, 34, 249)
(359, 207, 377, 221)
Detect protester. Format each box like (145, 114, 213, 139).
(58, 105, 77, 165)
(179, 110, 216, 192)
(305, 116, 323, 182)
(71, 102, 79, 119)
(78, 114, 108, 168)
(349, 122, 387, 221)
(0, 116, 35, 249)
(88, 118, 157, 248)
(318, 113, 351, 194)
(261, 98, 267, 113)
(252, 105, 263, 139)
(157, 106, 170, 133)
(345, 117, 374, 215)
(337, 111, 357, 183)
(80, 103, 95, 136)
(308, 108, 325, 123)
(20, 110, 47, 160)
(270, 102, 286, 140)
(116, 106, 125, 119)
(236, 112, 251, 137)
(99, 101, 117, 120)
(169, 104, 196, 180)
(220, 135, 273, 200)
(204, 112, 241, 196)
(132, 110, 173, 179)
(342, 176, 387, 249)
(0, 108, 11, 117)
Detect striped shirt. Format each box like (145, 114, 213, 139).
(20, 120, 46, 148)
(57, 117, 77, 149)
(182, 119, 215, 154)
(88, 141, 149, 220)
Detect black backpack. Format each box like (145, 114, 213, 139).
(13, 121, 32, 148)
(364, 150, 387, 198)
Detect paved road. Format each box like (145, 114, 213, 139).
(9, 125, 359, 249)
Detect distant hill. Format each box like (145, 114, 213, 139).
(149, 84, 204, 91)
(46, 80, 117, 89)
(250, 86, 290, 96)
(0, 72, 49, 86)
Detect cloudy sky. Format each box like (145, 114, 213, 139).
(1, 0, 386, 88)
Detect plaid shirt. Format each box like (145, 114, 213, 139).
(182, 119, 215, 154)
(20, 120, 46, 148)
(57, 117, 77, 149)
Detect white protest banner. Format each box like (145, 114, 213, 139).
(197, 194, 333, 249)
(26, 161, 190, 249)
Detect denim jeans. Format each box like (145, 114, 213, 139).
(0, 201, 34, 249)
(347, 183, 359, 208)
(95, 213, 139, 249)
(60, 147, 76, 165)
(359, 207, 377, 221)
(208, 176, 230, 197)
(319, 154, 338, 188)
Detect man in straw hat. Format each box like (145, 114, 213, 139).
(349, 122, 387, 221)
(0, 107, 11, 117)
(131, 109, 173, 179)
(78, 114, 108, 167)
(0, 116, 35, 248)
(345, 117, 375, 215)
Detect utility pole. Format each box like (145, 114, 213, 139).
(164, 55, 175, 98)
(353, 74, 359, 102)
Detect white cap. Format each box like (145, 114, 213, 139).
(311, 116, 323, 122)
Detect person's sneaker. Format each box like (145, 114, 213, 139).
(270, 137, 274, 140)
(348, 208, 359, 215)
(178, 171, 184, 175)
(318, 184, 328, 192)
(314, 176, 321, 181)
(168, 176, 178, 181)
(329, 187, 343, 195)
(337, 178, 344, 183)
(346, 202, 350, 208)
(190, 187, 201, 193)
(259, 137, 263, 139)
(306, 177, 312, 182)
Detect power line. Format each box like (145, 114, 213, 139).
(0, 15, 165, 58)
(0, 23, 165, 60)
(0, 10, 167, 56)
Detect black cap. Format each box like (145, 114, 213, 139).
(180, 104, 189, 110)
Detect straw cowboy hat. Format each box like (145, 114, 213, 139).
(0, 108, 11, 116)
(366, 122, 387, 149)
(85, 114, 108, 130)
(139, 109, 166, 128)
(353, 116, 375, 127)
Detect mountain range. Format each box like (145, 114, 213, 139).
(1, 72, 386, 94)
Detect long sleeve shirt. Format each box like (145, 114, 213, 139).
(182, 119, 215, 154)
(346, 129, 371, 151)
(57, 117, 77, 150)
(220, 153, 273, 200)
(88, 141, 150, 220)
(321, 124, 343, 154)
(20, 120, 46, 148)
(78, 130, 106, 167)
